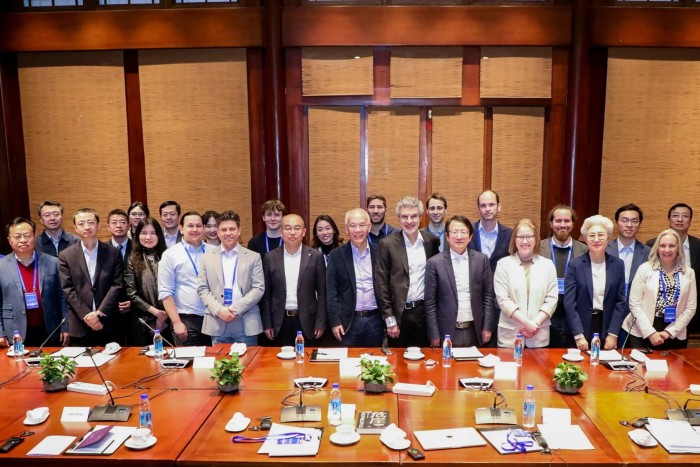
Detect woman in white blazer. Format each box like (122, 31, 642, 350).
(494, 219, 559, 348)
(622, 229, 697, 349)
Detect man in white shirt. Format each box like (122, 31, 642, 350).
(420, 193, 447, 252)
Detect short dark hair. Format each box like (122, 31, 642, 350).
(37, 200, 63, 217)
(446, 215, 474, 237)
(159, 200, 181, 216)
(216, 210, 241, 228)
(73, 208, 100, 224)
(548, 204, 576, 223)
(6, 217, 36, 236)
(366, 194, 387, 209)
(107, 209, 128, 221)
(614, 203, 644, 223)
(427, 193, 448, 210)
(261, 200, 285, 216)
(202, 210, 219, 225)
(127, 201, 150, 218)
(668, 203, 693, 220)
(179, 211, 202, 227)
(477, 190, 500, 205)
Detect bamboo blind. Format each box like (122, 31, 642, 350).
(18, 51, 130, 239)
(600, 48, 700, 241)
(491, 107, 545, 230)
(308, 107, 361, 232)
(367, 108, 420, 217)
(431, 107, 484, 220)
(302, 47, 374, 96)
(391, 47, 463, 99)
(138, 48, 253, 238)
(480, 47, 552, 98)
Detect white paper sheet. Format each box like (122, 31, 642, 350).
(193, 357, 216, 369)
(60, 406, 90, 423)
(537, 424, 594, 450)
(647, 418, 700, 453)
(73, 353, 115, 368)
(51, 347, 88, 358)
(27, 436, 76, 456)
(451, 347, 484, 359)
(542, 408, 571, 426)
(170, 346, 207, 358)
(312, 348, 348, 361)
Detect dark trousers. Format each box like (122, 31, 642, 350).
(451, 325, 478, 347)
(388, 305, 430, 348)
(271, 314, 318, 347)
(173, 314, 211, 347)
(340, 312, 384, 348)
(549, 300, 575, 348)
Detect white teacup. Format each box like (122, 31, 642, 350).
(131, 428, 151, 446)
(405, 346, 421, 355)
(567, 348, 581, 357)
(335, 424, 356, 440)
(281, 346, 294, 355)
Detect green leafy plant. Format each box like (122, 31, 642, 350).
(358, 358, 395, 385)
(38, 353, 76, 384)
(553, 362, 588, 389)
(210, 353, 245, 387)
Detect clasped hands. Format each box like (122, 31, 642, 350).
(84, 311, 104, 331)
(518, 319, 540, 338)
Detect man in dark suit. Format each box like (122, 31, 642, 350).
(58, 208, 124, 346)
(0, 217, 69, 347)
(420, 193, 447, 252)
(34, 200, 79, 258)
(425, 215, 495, 348)
(607, 204, 650, 297)
(468, 190, 513, 272)
(327, 208, 383, 347)
(375, 196, 440, 348)
(261, 214, 326, 346)
(107, 208, 132, 344)
(160, 200, 183, 248)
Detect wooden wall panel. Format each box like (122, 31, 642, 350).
(308, 107, 361, 232)
(18, 51, 130, 238)
(431, 107, 484, 221)
(600, 48, 700, 242)
(491, 107, 545, 231)
(480, 47, 552, 98)
(139, 48, 254, 240)
(302, 47, 373, 96)
(391, 47, 463, 98)
(367, 107, 420, 219)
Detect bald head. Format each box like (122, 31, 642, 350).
(281, 214, 306, 254)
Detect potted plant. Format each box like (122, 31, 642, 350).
(210, 353, 245, 393)
(38, 353, 76, 392)
(552, 362, 588, 394)
(358, 357, 395, 393)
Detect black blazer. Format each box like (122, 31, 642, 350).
(467, 221, 513, 272)
(261, 245, 327, 338)
(58, 241, 124, 338)
(374, 230, 440, 326)
(326, 242, 380, 333)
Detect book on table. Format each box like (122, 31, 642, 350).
(356, 411, 390, 434)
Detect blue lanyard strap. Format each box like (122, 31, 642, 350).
(15, 252, 38, 292)
(550, 240, 572, 276)
(265, 234, 283, 253)
(226, 254, 239, 289)
(500, 429, 534, 452)
(231, 432, 310, 443)
(660, 270, 681, 304)
(184, 243, 204, 276)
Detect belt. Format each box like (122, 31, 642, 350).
(455, 321, 474, 329)
(404, 300, 425, 310)
(357, 309, 379, 317)
(285, 309, 298, 317)
(591, 309, 603, 316)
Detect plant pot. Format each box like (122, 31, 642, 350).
(364, 382, 387, 394)
(217, 382, 240, 393)
(555, 383, 579, 394)
(43, 378, 68, 392)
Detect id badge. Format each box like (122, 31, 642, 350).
(223, 288, 233, 306)
(664, 306, 676, 323)
(24, 292, 39, 310)
(557, 278, 565, 295)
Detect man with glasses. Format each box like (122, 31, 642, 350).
(326, 208, 383, 347)
(420, 193, 448, 252)
(35, 201, 78, 258)
(261, 214, 326, 346)
(607, 204, 650, 299)
(59, 209, 124, 346)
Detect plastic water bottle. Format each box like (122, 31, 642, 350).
(139, 393, 153, 430)
(522, 384, 536, 428)
(442, 334, 453, 368)
(329, 382, 342, 426)
(590, 333, 601, 366)
(514, 333, 524, 367)
(13, 331, 23, 363)
(295, 331, 305, 364)
(153, 330, 164, 361)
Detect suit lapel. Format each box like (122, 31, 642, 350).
(343, 244, 356, 286)
(9, 256, 24, 297)
(212, 249, 224, 288)
(94, 242, 105, 283)
(75, 243, 91, 284)
(443, 251, 458, 299)
(604, 255, 613, 300)
(38, 254, 48, 295)
(276, 249, 287, 295)
(297, 246, 312, 292)
(471, 222, 482, 251)
(631, 241, 646, 279)
(396, 234, 409, 275)
(583, 255, 594, 302)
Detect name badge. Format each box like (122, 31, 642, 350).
(664, 306, 676, 323)
(223, 288, 233, 306)
(24, 292, 39, 310)
(557, 278, 565, 295)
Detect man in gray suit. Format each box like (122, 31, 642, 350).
(425, 215, 495, 348)
(198, 211, 264, 346)
(0, 217, 69, 347)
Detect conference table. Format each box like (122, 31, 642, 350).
(0, 345, 699, 466)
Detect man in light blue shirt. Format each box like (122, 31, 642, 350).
(468, 190, 513, 272)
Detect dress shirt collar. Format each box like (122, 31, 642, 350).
(478, 222, 499, 235)
(403, 231, 424, 248)
(81, 241, 98, 254)
(284, 246, 302, 258)
(221, 243, 240, 257)
(617, 237, 635, 254)
(351, 242, 370, 259)
(449, 248, 469, 261)
(111, 238, 128, 250)
(182, 240, 205, 254)
(551, 236, 573, 249)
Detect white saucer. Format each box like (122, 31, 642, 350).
(225, 415, 251, 432)
(382, 438, 411, 450)
(330, 432, 361, 446)
(124, 435, 157, 450)
(277, 352, 296, 360)
(563, 354, 584, 362)
(403, 352, 424, 361)
(23, 412, 49, 426)
(145, 349, 174, 358)
(7, 349, 29, 357)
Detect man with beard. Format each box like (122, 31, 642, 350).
(367, 194, 397, 246)
(540, 204, 588, 348)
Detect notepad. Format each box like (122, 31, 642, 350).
(452, 347, 484, 360)
(646, 418, 700, 453)
(27, 436, 76, 456)
(311, 348, 348, 362)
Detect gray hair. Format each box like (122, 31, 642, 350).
(345, 208, 370, 225)
(580, 215, 614, 238)
(395, 196, 424, 217)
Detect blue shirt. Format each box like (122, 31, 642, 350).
(158, 240, 214, 316)
(478, 223, 499, 258)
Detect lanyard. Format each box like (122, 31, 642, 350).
(225, 254, 239, 289)
(369, 224, 388, 245)
(265, 233, 283, 253)
(184, 243, 204, 276)
(660, 270, 681, 304)
(15, 253, 38, 292)
(232, 432, 311, 443)
(550, 240, 573, 276)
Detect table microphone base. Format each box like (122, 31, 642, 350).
(88, 404, 132, 422)
(474, 407, 518, 425)
(666, 409, 700, 426)
(603, 361, 638, 371)
(280, 405, 322, 423)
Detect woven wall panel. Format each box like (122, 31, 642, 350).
(139, 49, 253, 238)
(480, 47, 552, 98)
(491, 107, 545, 230)
(391, 47, 463, 98)
(367, 108, 420, 218)
(601, 48, 700, 241)
(302, 47, 374, 96)
(431, 107, 484, 220)
(18, 52, 130, 240)
(308, 107, 361, 232)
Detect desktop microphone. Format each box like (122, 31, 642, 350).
(605, 317, 638, 371)
(25, 318, 67, 365)
(137, 318, 190, 369)
(280, 383, 322, 422)
(84, 347, 132, 422)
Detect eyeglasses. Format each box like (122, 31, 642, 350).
(586, 233, 607, 240)
(671, 214, 691, 220)
(76, 221, 97, 228)
(283, 226, 303, 233)
(515, 235, 535, 242)
(10, 234, 33, 241)
(618, 218, 639, 225)
(347, 223, 368, 231)
(448, 230, 470, 238)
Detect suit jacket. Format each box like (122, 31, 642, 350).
(420, 226, 446, 252)
(606, 239, 650, 287)
(374, 230, 441, 326)
(58, 241, 124, 338)
(468, 221, 513, 272)
(198, 245, 264, 338)
(261, 245, 326, 338)
(326, 242, 380, 332)
(539, 237, 589, 263)
(564, 252, 626, 341)
(424, 249, 495, 345)
(0, 252, 69, 340)
(35, 230, 79, 258)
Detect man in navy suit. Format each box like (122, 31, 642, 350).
(468, 190, 513, 272)
(327, 208, 383, 347)
(606, 204, 650, 300)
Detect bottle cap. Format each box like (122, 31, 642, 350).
(445, 334, 450, 339)
(297, 331, 302, 335)
(526, 384, 534, 390)
(13, 330, 19, 334)
(593, 333, 600, 337)
(141, 393, 148, 399)
(332, 383, 339, 389)
(154, 330, 160, 334)
(516, 333, 523, 338)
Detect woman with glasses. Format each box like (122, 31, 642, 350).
(564, 215, 626, 350)
(622, 229, 697, 349)
(202, 210, 220, 246)
(126, 202, 150, 240)
(312, 215, 343, 265)
(494, 219, 558, 348)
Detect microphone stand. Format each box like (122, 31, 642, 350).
(280, 383, 322, 422)
(25, 318, 67, 366)
(606, 317, 638, 371)
(84, 347, 132, 422)
(138, 318, 190, 368)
